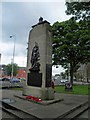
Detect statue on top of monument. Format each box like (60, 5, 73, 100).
(39, 17, 43, 23)
(29, 42, 40, 72)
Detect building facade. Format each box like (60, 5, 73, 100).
(75, 63, 90, 82)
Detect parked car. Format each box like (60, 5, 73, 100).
(0, 78, 11, 88)
(10, 78, 21, 87)
(60, 79, 68, 83)
(2, 78, 10, 81)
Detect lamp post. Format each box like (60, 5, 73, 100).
(10, 35, 16, 79)
(0, 53, 1, 78)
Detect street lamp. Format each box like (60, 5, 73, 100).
(0, 53, 1, 78)
(10, 35, 16, 79)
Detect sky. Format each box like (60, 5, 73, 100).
(0, 0, 71, 75)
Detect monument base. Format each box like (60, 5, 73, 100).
(23, 86, 54, 100)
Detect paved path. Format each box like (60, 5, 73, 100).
(0, 89, 89, 119)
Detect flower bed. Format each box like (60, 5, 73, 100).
(26, 95, 42, 102)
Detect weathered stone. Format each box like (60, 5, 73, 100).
(23, 18, 54, 100)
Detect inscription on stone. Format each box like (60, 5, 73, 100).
(27, 72, 42, 87)
(46, 64, 52, 87)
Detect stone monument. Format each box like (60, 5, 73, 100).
(23, 17, 54, 100)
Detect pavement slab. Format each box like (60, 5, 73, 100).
(1, 89, 89, 119)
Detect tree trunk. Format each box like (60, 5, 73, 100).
(70, 63, 74, 85)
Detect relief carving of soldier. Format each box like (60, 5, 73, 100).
(29, 42, 40, 72)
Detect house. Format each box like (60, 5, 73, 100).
(75, 63, 90, 82)
(16, 69, 26, 79)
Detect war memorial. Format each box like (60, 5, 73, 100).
(23, 17, 54, 100)
(1, 18, 88, 119)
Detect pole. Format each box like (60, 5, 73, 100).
(11, 58, 13, 79)
(10, 35, 16, 79)
(0, 53, 1, 78)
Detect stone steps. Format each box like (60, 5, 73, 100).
(2, 102, 41, 120)
(2, 107, 19, 119)
(57, 101, 89, 119)
(1, 97, 89, 119)
(64, 103, 89, 119)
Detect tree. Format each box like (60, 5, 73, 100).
(1, 64, 7, 73)
(65, 2, 90, 21)
(1, 64, 7, 77)
(6, 63, 19, 77)
(65, 2, 90, 36)
(52, 18, 90, 85)
(52, 1, 90, 84)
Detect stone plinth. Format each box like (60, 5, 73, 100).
(23, 86, 54, 100)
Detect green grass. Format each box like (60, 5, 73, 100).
(55, 85, 90, 95)
(9, 85, 90, 95)
(9, 87, 23, 91)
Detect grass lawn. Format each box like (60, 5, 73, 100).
(9, 85, 90, 95)
(55, 84, 90, 95)
(9, 87, 23, 91)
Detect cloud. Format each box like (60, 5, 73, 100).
(0, 3, 2, 40)
(0, 42, 13, 56)
(52, 66, 65, 76)
(2, 2, 70, 43)
(2, 0, 65, 2)
(1, 1, 70, 74)
(14, 56, 27, 67)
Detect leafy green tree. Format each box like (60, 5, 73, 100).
(6, 63, 19, 77)
(1, 64, 7, 76)
(65, 2, 90, 21)
(52, 1, 90, 84)
(65, 2, 90, 36)
(52, 18, 90, 85)
(1, 64, 7, 72)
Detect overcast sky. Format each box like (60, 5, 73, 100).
(0, 0, 71, 75)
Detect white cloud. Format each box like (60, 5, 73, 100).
(52, 66, 65, 76)
(0, 42, 13, 56)
(1, 53, 27, 67)
(2, 0, 66, 2)
(14, 56, 27, 67)
(1, 1, 70, 74)
(0, 41, 27, 66)
(0, 3, 2, 40)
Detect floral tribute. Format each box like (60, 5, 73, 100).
(26, 95, 42, 102)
